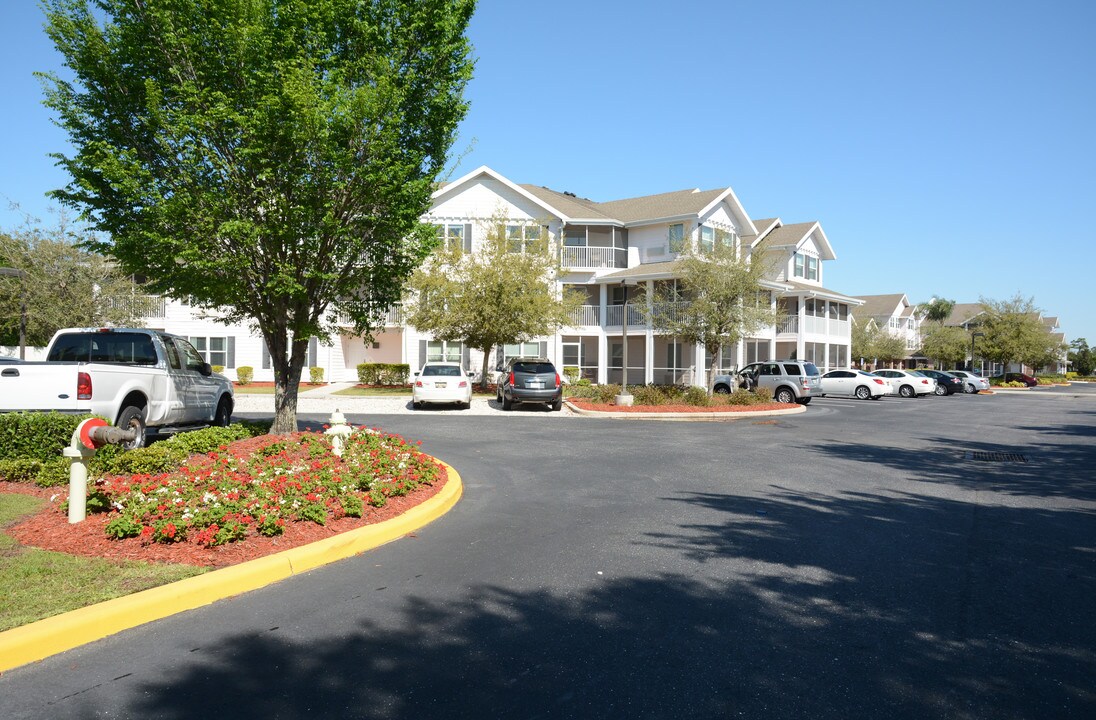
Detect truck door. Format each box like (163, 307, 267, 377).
(175, 338, 218, 422)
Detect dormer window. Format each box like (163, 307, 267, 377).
(793, 252, 818, 281)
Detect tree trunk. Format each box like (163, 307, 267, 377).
(706, 344, 721, 396)
(269, 332, 308, 435)
(479, 344, 493, 391)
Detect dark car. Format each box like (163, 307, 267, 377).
(917, 369, 965, 396)
(496, 357, 563, 411)
(992, 372, 1038, 387)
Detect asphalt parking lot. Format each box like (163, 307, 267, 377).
(4, 385, 1095, 719)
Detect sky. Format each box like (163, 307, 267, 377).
(2, 0, 1094, 343)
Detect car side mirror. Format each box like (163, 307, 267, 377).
(199, 362, 213, 377)
(495, 363, 503, 372)
(413, 371, 420, 377)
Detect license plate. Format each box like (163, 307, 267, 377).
(526, 381, 544, 389)
(436, 382, 446, 388)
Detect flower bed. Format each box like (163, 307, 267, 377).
(4, 428, 444, 568)
(567, 399, 794, 413)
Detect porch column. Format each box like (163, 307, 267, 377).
(597, 284, 608, 384)
(644, 281, 655, 384)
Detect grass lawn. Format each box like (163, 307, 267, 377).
(0, 494, 206, 632)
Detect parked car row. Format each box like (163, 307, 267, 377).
(411, 357, 565, 411)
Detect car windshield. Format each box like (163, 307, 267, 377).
(803, 362, 820, 376)
(513, 362, 554, 374)
(422, 365, 461, 377)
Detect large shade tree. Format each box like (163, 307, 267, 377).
(642, 240, 777, 394)
(978, 294, 1064, 374)
(1, 219, 156, 348)
(405, 215, 583, 389)
(40, 0, 476, 432)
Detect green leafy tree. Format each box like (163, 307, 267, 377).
(919, 324, 969, 368)
(851, 318, 906, 367)
(40, 0, 475, 433)
(0, 218, 156, 348)
(405, 215, 583, 389)
(1068, 338, 1094, 376)
(978, 294, 1062, 374)
(917, 296, 955, 325)
(642, 240, 776, 394)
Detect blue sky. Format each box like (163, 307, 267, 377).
(3, 1, 1094, 343)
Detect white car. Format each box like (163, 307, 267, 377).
(412, 362, 472, 409)
(948, 369, 990, 394)
(819, 369, 889, 399)
(872, 369, 937, 397)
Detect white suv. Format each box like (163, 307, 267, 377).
(714, 360, 822, 405)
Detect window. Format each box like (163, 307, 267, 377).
(563, 227, 586, 247)
(189, 336, 235, 368)
(666, 341, 683, 369)
(793, 253, 818, 281)
(700, 226, 715, 252)
(668, 223, 685, 253)
(503, 342, 541, 363)
(717, 228, 734, 248)
(506, 225, 541, 253)
(435, 223, 466, 252)
(427, 340, 463, 363)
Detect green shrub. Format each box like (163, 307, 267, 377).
(0, 412, 97, 463)
(236, 366, 254, 385)
(0, 458, 43, 482)
(681, 386, 711, 407)
(562, 366, 581, 384)
(102, 444, 189, 476)
(212, 365, 225, 374)
(357, 363, 411, 386)
(309, 366, 324, 384)
(35, 457, 72, 487)
(630, 384, 669, 406)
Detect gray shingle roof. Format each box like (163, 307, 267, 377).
(851, 294, 909, 319)
(944, 303, 985, 327)
(595, 188, 727, 224)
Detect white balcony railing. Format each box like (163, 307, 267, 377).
(603, 304, 645, 327)
(104, 294, 168, 319)
(335, 305, 403, 327)
(777, 315, 798, 334)
(561, 246, 627, 269)
(566, 305, 601, 327)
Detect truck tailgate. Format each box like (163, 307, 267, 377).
(0, 364, 88, 413)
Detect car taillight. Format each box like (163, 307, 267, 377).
(555, 373, 561, 388)
(77, 371, 92, 399)
(873, 378, 884, 385)
(509, 371, 515, 386)
(415, 380, 423, 387)
(458, 381, 468, 388)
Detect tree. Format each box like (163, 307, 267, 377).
(405, 215, 583, 389)
(40, 0, 475, 433)
(1068, 338, 1094, 376)
(851, 318, 906, 368)
(642, 241, 776, 394)
(917, 297, 955, 325)
(919, 324, 969, 368)
(0, 218, 155, 347)
(978, 294, 1062, 374)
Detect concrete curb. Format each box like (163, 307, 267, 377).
(563, 400, 807, 420)
(0, 460, 463, 674)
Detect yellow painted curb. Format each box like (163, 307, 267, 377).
(0, 459, 462, 674)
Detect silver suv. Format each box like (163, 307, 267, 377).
(496, 357, 563, 411)
(714, 360, 822, 405)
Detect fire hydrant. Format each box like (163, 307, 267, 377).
(62, 418, 137, 524)
(324, 408, 354, 457)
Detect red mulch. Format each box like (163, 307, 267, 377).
(1, 467, 446, 569)
(567, 399, 794, 413)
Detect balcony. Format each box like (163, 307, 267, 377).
(104, 294, 167, 319)
(335, 305, 403, 327)
(776, 315, 798, 335)
(603, 305, 645, 327)
(561, 246, 627, 269)
(566, 305, 601, 327)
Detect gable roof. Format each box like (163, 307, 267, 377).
(754, 221, 836, 261)
(944, 303, 985, 327)
(851, 294, 911, 319)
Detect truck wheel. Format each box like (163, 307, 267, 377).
(775, 387, 795, 404)
(214, 397, 232, 427)
(116, 405, 146, 450)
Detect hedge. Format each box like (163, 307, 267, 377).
(357, 363, 410, 386)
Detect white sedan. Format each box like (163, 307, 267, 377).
(948, 369, 990, 394)
(872, 369, 937, 397)
(820, 369, 889, 399)
(412, 362, 472, 409)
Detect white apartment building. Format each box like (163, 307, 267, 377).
(68, 166, 863, 385)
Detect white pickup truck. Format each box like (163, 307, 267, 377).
(0, 328, 234, 448)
